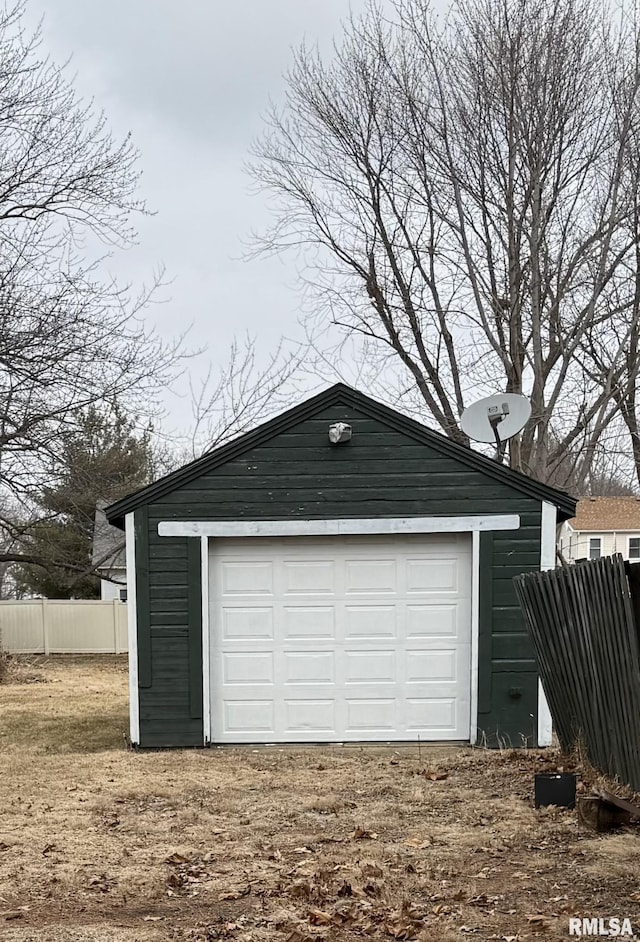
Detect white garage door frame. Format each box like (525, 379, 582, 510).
(157, 513, 526, 747)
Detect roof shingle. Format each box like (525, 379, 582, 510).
(569, 497, 640, 531)
(92, 501, 126, 569)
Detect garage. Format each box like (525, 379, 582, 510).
(105, 382, 576, 749)
(209, 534, 471, 743)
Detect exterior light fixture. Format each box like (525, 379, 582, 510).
(328, 422, 352, 444)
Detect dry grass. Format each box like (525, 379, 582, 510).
(1, 658, 639, 942)
(0, 632, 11, 685)
(0, 649, 10, 685)
(0, 655, 128, 753)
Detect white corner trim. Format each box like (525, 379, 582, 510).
(201, 536, 211, 745)
(469, 530, 480, 746)
(537, 501, 556, 746)
(158, 514, 520, 539)
(537, 678, 552, 747)
(540, 502, 557, 571)
(125, 512, 140, 746)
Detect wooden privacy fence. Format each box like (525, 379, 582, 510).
(0, 600, 128, 654)
(514, 554, 640, 791)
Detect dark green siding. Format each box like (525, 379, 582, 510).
(135, 513, 202, 747)
(134, 400, 547, 748)
(476, 516, 543, 746)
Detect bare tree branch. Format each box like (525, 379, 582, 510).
(249, 0, 640, 484)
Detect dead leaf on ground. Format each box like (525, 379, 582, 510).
(262, 844, 283, 861)
(269, 908, 301, 928)
(287, 879, 312, 900)
(384, 913, 426, 940)
(353, 826, 378, 840)
(404, 837, 430, 849)
(308, 908, 333, 925)
(283, 931, 315, 942)
(468, 894, 501, 907)
(86, 874, 114, 892)
(220, 885, 251, 901)
(164, 852, 191, 865)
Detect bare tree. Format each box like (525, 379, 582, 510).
(185, 335, 317, 459)
(0, 4, 181, 522)
(250, 0, 640, 484)
(543, 420, 639, 494)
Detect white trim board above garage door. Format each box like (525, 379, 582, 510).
(207, 533, 472, 744)
(159, 515, 519, 538)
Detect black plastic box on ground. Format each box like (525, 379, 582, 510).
(534, 772, 577, 808)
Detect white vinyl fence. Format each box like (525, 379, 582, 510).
(0, 600, 128, 654)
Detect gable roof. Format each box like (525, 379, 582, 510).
(568, 496, 640, 532)
(105, 383, 576, 528)
(92, 501, 126, 569)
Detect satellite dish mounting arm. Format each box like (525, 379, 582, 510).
(487, 402, 510, 462)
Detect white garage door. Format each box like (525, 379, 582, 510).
(208, 533, 472, 743)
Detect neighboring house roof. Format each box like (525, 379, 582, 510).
(92, 501, 126, 570)
(567, 496, 640, 532)
(105, 383, 577, 528)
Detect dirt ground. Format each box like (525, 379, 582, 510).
(1, 657, 639, 942)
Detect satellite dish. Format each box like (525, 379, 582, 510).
(460, 393, 531, 459)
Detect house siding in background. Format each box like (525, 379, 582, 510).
(93, 503, 127, 600)
(558, 497, 640, 563)
(100, 570, 127, 602)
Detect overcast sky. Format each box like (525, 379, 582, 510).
(22, 0, 385, 433)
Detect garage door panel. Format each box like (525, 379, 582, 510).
(345, 559, 397, 593)
(406, 558, 459, 593)
(345, 698, 396, 731)
(344, 650, 397, 683)
(406, 649, 459, 683)
(406, 698, 458, 732)
(283, 606, 335, 639)
(221, 561, 274, 595)
(210, 535, 471, 743)
(283, 560, 335, 595)
(222, 607, 274, 640)
(222, 651, 274, 685)
(344, 605, 397, 639)
(224, 699, 274, 733)
(406, 604, 458, 638)
(284, 699, 335, 732)
(283, 651, 335, 684)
